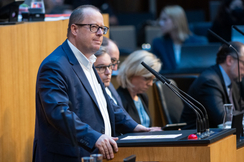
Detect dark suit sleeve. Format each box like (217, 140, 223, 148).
(107, 96, 138, 134)
(37, 61, 101, 151)
(195, 79, 225, 127)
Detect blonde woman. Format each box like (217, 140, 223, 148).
(117, 50, 162, 127)
(151, 5, 207, 70)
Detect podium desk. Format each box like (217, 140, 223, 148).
(236, 138, 244, 161)
(105, 129, 236, 162)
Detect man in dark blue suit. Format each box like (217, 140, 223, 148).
(180, 42, 244, 129)
(33, 5, 150, 162)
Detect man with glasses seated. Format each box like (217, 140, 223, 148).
(94, 46, 122, 106)
(99, 37, 124, 108)
(180, 41, 244, 129)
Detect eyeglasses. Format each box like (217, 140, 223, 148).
(75, 24, 109, 34)
(143, 77, 157, 83)
(111, 59, 120, 68)
(232, 56, 244, 66)
(95, 64, 113, 73)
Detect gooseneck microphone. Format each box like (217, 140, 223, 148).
(208, 29, 242, 110)
(233, 25, 244, 36)
(141, 61, 207, 135)
(159, 74, 210, 132)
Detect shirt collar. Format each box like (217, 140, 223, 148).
(67, 40, 97, 69)
(219, 64, 231, 88)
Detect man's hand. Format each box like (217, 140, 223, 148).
(95, 134, 119, 159)
(133, 124, 150, 132)
(149, 126, 162, 131)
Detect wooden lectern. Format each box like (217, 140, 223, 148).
(105, 129, 237, 162)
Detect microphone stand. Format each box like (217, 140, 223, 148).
(208, 29, 242, 111)
(160, 75, 210, 134)
(232, 25, 244, 105)
(141, 62, 206, 136)
(233, 25, 244, 36)
(164, 80, 205, 134)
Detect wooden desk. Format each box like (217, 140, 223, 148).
(237, 145, 244, 161)
(105, 135, 236, 162)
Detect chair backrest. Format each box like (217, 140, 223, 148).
(191, 21, 212, 37)
(110, 25, 137, 51)
(145, 25, 161, 45)
(153, 79, 184, 125)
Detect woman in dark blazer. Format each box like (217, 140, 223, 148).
(151, 5, 208, 71)
(116, 50, 162, 127)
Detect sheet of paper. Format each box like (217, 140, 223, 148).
(121, 134, 182, 140)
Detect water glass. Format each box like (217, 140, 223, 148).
(223, 104, 234, 129)
(90, 154, 103, 162)
(81, 156, 94, 162)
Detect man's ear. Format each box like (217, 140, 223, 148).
(226, 55, 234, 66)
(70, 24, 79, 36)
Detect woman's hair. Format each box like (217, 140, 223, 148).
(216, 41, 244, 64)
(117, 50, 162, 89)
(161, 5, 191, 42)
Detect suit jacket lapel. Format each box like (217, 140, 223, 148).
(61, 40, 100, 109)
(108, 84, 123, 107)
(93, 66, 115, 134)
(214, 65, 230, 103)
(122, 88, 141, 122)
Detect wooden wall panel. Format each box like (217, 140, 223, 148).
(0, 14, 108, 162)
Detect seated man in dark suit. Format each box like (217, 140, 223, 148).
(94, 46, 123, 107)
(33, 5, 152, 162)
(99, 37, 124, 107)
(181, 41, 244, 129)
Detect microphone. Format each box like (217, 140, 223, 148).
(141, 62, 206, 135)
(232, 25, 244, 101)
(208, 29, 231, 47)
(208, 29, 242, 110)
(159, 74, 210, 132)
(233, 25, 244, 36)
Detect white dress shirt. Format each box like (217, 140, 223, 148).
(67, 40, 111, 137)
(105, 87, 117, 105)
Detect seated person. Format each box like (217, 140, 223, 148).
(180, 42, 244, 129)
(94, 46, 122, 106)
(100, 37, 123, 107)
(151, 5, 208, 70)
(116, 50, 162, 127)
(208, 0, 244, 43)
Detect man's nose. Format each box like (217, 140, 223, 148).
(96, 28, 103, 35)
(105, 67, 111, 74)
